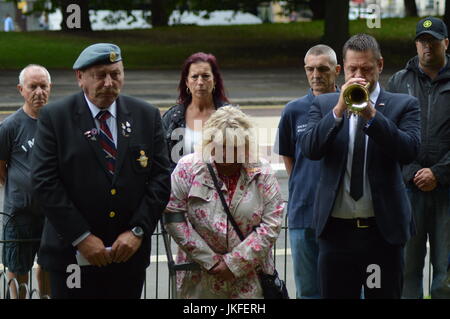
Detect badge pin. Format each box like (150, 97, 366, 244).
(137, 150, 148, 168)
(84, 129, 98, 141)
(120, 121, 132, 137)
(110, 51, 117, 62)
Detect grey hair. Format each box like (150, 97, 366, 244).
(343, 33, 382, 60)
(304, 44, 338, 66)
(19, 64, 51, 86)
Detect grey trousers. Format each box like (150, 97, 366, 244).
(402, 187, 450, 299)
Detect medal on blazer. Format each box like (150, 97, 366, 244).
(120, 121, 132, 137)
(84, 128, 98, 141)
(137, 150, 148, 168)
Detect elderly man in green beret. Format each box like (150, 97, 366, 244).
(31, 43, 171, 299)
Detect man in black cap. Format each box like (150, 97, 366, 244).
(31, 43, 171, 298)
(388, 17, 450, 299)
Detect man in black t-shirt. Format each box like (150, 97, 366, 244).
(0, 64, 52, 298)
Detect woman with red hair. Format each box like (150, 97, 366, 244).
(162, 52, 230, 170)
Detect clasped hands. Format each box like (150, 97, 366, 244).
(414, 168, 437, 192)
(77, 231, 142, 267)
(208, 257, 235, 281)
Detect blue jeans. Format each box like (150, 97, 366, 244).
(402, 188, 450, 299)
(289, 228, 320, 299)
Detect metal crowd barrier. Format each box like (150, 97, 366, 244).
(0, 212, 49, 299)
(159, 204, 290, 299)
(0, 208, 435, 299)
(0, 208, 290, 299)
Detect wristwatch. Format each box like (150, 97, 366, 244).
(131, 226, 144, 238)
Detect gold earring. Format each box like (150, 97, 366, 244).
(186, 87, 191, 95)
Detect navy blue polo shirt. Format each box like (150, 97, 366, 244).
(275, 89, 321, 229)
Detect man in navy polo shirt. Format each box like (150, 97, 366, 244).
(275, 44, 341, 298)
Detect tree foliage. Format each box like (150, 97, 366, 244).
(8, 0, 327, 31)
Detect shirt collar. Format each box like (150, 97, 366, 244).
(308, 85, 340, 98)
(84, 94, 117, 119)
(369, 82, 380, 105)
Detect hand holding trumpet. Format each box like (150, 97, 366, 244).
(333, 78, 377, 120)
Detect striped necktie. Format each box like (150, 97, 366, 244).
(96, 110, 117, 175)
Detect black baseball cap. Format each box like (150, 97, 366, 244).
(415, 17, 448, 40)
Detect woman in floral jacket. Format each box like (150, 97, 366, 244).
(164, 106, 285, 299)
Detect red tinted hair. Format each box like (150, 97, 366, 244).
(177, 52, 229, 106)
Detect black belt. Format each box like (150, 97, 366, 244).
(329, 217, 376, 229)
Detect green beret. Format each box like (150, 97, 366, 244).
(73, 43, 122, 70)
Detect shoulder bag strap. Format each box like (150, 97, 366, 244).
(206, 163, 245, 242)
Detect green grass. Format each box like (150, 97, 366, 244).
(0, 17, 424, 70)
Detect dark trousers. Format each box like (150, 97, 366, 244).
(318, 217, 404, 299)
(49, 263, 146, 299)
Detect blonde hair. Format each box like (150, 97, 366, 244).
(201, 105, 257, 163)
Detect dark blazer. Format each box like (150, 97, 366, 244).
(300, 88, 421, 245)
(31, 92, 171, 272)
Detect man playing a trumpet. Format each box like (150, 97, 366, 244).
(301, 33, 421, 298)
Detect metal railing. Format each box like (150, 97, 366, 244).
(0, 209, 290, 299)
(157, 206, 290, 299)
(0, 208, 435, 299)
(0, 212, 50, 299)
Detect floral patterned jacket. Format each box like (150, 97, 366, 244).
(165, 152, 285, 299)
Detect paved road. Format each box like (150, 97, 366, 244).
(0, 67, 398, 110)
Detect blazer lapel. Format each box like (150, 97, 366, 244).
(113, 96, 131, 184)
(326, 100, 349, 176)
(335, 106, 350, 164)
(74, 92, 112, 181)
(367, 87, 386, 168)
(373, 87, 386, 114)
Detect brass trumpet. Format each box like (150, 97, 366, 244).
(343, 82, 370, 117)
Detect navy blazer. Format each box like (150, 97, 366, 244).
(31, 92, 171, 271)
(300, 88, 421, 245)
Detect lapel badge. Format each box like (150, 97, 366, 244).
(84, 128, 98, 141)
(120, 121, 132, 137)
(137, 150, 148, 168)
